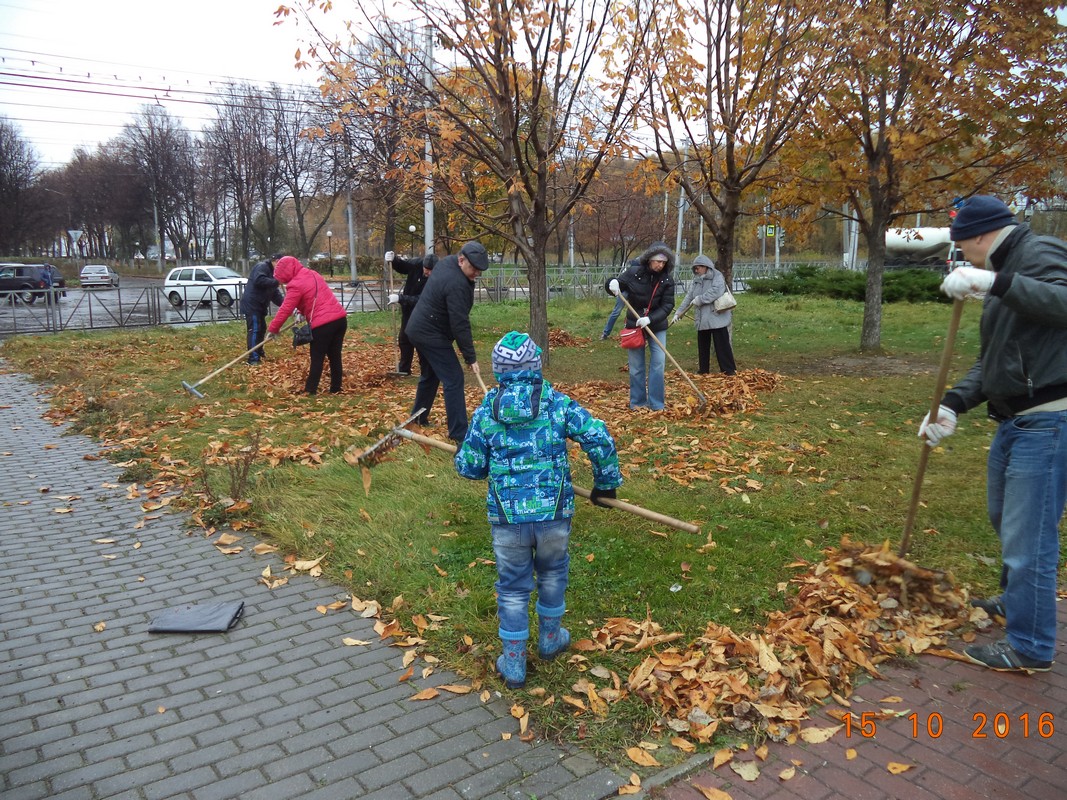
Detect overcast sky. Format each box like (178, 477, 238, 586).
(0, 0, 321, 168)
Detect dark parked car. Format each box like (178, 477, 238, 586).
(0, 263, 66, 304)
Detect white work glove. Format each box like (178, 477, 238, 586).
(670, 313, 680, 325)
(388, 292, 400, 305)
(941, 267, 994, 300)
(385, 250, 394, 263)
(635, 316, 651, 329)
(264, 331, 275, 341)
(608, 279, 620, 296)
(918, 405, 958, 447)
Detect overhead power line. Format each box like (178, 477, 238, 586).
(0, 40, 327, 164)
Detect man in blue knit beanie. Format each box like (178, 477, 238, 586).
(920, 195, 1067, 673)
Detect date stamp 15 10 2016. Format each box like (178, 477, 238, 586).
(844, 710, 1055, 740)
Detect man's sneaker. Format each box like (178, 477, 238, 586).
(964, 638, 1052, 674)
(970, 596, 1006, 624)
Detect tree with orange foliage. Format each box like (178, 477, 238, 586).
(628, 0, 837, 288)
(778, 0, 1067, 351)
(276, 0, 652, 363)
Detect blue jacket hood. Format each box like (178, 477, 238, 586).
(491, 371, 544, 424)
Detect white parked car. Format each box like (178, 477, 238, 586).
(163, 265, 247, 308)
(79, 264, 120, 288)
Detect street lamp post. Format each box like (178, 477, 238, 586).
(408, 224, 417, 255)
(327, 230, 333, 276)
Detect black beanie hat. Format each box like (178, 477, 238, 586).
(950, 196, 1017, 241)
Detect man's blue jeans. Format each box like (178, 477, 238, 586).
(986, 410, 1067, 662)
(602, 296, 625, 338)
(627, 329, 666, 410)
(245, 312, 267, 363)
(491, 519, 571, 635)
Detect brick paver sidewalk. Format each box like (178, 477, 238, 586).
(0, 368, 627, 800)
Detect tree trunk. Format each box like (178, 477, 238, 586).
(860, 222, 887, 352)
(528, 240, 549, 368)
(713, 213, 738, 290)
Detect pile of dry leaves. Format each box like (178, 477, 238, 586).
(562, 537, 979, 753)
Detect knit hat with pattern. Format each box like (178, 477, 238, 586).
(491, 331, 542, 376)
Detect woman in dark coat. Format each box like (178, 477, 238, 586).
(606, 242, 676, 410)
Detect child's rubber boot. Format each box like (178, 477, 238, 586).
(496, 629, 528, 689)
(536, 603, 570, 660)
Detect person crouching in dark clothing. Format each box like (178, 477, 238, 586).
(240, 254, 285, 364)
(386, 251, 437, 375)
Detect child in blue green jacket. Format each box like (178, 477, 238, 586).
(454, 331, 623, 688)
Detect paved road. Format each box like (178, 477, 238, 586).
(0, 366, 627, 800)
(0, 274, 566, 338)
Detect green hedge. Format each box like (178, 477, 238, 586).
(746, 264, 949, 303)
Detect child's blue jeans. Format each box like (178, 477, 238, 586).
(491, 519, 571, 634)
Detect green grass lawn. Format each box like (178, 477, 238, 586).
(1, 293, 1020, 761)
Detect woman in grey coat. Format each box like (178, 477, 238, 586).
(672, 254, 736, 375)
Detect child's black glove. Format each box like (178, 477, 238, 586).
(589, 488, 616, 507)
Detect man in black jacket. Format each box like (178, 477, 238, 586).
(386, 250, 438, 375)
(405, 241, 489, 441)
(919, 195, 1067, 674)
(240, 254, 285, 364)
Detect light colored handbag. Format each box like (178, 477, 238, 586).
(714, 288, 737, 312)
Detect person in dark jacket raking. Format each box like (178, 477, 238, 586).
(919, 195, 1067, 674)
(405, 240, 490, 441)
(240, 253, 285, 365)
(606, 241, 677, 410)
(385, 249, 438, 375)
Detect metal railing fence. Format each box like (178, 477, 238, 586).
(1, 260, 827, 337)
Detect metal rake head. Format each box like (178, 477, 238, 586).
(346, 432, 403, 468)
(181, 380, 205, 399)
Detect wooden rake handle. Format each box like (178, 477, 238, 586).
(395, 429, 701, 534)
(899, 298, 965, 557)
(186, 320, 296, 391)
(616, 291, 707, 407)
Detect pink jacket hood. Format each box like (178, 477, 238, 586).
(273, 256, 302, 284)
(266, 256, 347, 335)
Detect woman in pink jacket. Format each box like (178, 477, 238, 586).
(267, 256, 348, 394)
